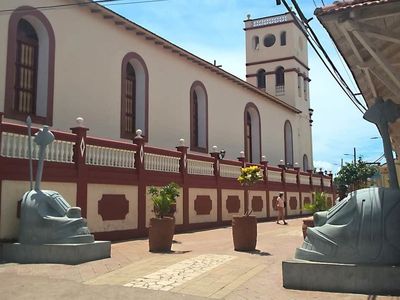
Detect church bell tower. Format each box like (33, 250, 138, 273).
(244, 13, 313, 171)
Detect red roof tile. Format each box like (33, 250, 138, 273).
(315, 0, 396, 15)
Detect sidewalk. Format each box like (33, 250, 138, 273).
(0, 217, 395, 299)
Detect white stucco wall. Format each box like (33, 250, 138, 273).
(86, 183, 138, 233)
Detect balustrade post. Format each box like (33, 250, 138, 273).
(294, 165, 301, 214)
(70, 118, 89, 217)
(328, 172, 335, 198)
(0, 112, 3, 155)
(176, 141, 188, 176)
(318, 170, 324, 192)
(133, 129, 147, 235)
(176, 140, 189, 227)
(210, 148, 222, 224)
(260, 157, 269, 218)
(307, 169, 313, 191)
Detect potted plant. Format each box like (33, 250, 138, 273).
(302, 191, 328, 239)
(233, 165, 263, 251)
(148, 182, 180, 252)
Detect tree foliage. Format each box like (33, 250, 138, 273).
(334, 159, 377, 191)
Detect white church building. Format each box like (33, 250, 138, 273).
(0, 0, 313, 169)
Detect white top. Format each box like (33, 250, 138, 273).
(277, 196, 285, 208)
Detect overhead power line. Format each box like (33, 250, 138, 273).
(289, 0, 367, 112)
(277, 0, 368, 114)
(0, 0, 167, 14)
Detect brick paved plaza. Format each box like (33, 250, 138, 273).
(0, 217, 396, 299)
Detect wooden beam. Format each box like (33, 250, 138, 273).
(351, 28, 400, 90)
(350, 21, 400, 45)
(338, 23, 364, 63)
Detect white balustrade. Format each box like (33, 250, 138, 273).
(276, 85, 285, 96)
(300, 175, 310, 185)
(187, 159, 214, 176)
(285, 173, 297, 184)
(220, 164, 241, 178)
(323, 178, 331, 187)
(312, 176, 321, 186)
(86, 145, 135, 168)
(268, 170, 282, 182)
(252, 15, 288, 28)
(0, 132, 74, 163)
(144, 153, 180, 173)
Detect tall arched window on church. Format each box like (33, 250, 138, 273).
(280, 31, 286, 46)
(190, 81, 208, 152)
(121, 52, 149, 140)
(124, 63, 136, 136)
(15, 19, 38, 114)
(275, 66, 285, 96)
(256, 69, 266, 90)
(244, 103, 261, 163)
(5, 6, 55, 125)
(246, 111, 253, 162)
(303, 154, 309, 171)
(284, 120, 294, 167)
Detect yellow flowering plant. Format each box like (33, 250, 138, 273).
(237, 165, 263, 216)
(238, 165, 263, 186)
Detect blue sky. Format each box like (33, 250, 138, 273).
(101, 0, 383, 174)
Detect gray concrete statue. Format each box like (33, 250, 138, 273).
(295, 187, 400, 265)
(19, 121, 94, 244)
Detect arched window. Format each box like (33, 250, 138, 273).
(5, 6, 55, 125)
(303, 154, 309, 172)
(121, 52, 149, 140)
(256, 69, 266, 90)
(252, 35, 260, 50)
(284, 120, 293, 167)
(15, 19, 38, 114)
(124, 63, 136, 135)
(190, 81, 208, 152)
(280, 31, 286, 46)
(244, 103, 261, 163)
(275, 66, 285, 96)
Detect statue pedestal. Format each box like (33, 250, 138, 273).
(2, 241, 111, 265)
(283, 259, 400, 296)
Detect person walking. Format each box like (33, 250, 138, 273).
(276, 192, 287, 225)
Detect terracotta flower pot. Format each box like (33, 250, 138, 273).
(148, 217, 175, 252)
(302, 217, 314, 239)
(232, 215, 257, 251)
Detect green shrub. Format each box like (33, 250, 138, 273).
(304, 191, 328, 213)
(149, 182, 180, 218)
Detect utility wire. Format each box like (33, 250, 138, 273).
(291, 0, 366, 110)
(291, 0, 367, 112)
(0, 0, 167, 14)
(278, 0, 367, 113)
(329, 38, 359, 92)
(288, 0, 367, 112)
(312, 0, 318, 8)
